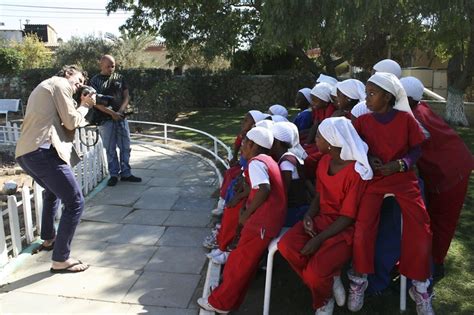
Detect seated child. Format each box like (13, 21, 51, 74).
(278, 117, 372, 315)
(293, 88, 314, 136)
(333, 79, 366, 119)
(268, 104, 289, 118)
(198, 126, 287, 313)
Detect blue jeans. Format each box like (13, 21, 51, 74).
(17, 148, 84, 262)
(99, 119, 132, 177)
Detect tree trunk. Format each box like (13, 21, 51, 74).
(287, 44, 321, 75)
(445, 86, 469, 126)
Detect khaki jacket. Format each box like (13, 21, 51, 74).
(15, 76, 86, 166)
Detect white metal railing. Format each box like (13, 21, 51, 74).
(0, 121, 20, 144)
(128, 120, 232, 169)
(0, 128, 108, 267)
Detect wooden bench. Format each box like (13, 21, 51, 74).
(0, 99, 21, 125)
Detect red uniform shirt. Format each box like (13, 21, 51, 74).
(413, 101, 474, 192)
(354, 110, 425, 164)
(243, 154, 287, 238)
(312, 103, 336, 124)
(314, 154, 367, 245)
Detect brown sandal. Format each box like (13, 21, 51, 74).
(32, 242, 55, 254)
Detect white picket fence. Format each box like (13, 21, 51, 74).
(0, 121, 20, 144)
(0, 126, 108, 267)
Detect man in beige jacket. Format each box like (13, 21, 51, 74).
(16, 65, 94, 273)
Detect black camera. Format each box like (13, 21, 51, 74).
(80, 86, 114, 106)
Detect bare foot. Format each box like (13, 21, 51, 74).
(51, 258, 89, 273)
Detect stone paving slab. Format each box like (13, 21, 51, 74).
(180, 176, 218, 187)
(107, 224, 166, 246)
(145, 246, 207, 274)
(164, 211, 211, 228)
(74, 222, 124, 242)
(88, 243, 157, 270)
(123, 271, 201, 308)
(81, 205, 133, 223)
(133, 187, 180, 210)
(127, 304, 198, 315)
(121, 210, 172, 226)
(172, 196, 216, 212)
(148, 177, 183, 187)
(89, 185, 148, 207)
(157, 227, 210, 247)
(33, 239, 110, 264)
(179, 185, 217, 197)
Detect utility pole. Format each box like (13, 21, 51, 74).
(19, 19, 22, 29)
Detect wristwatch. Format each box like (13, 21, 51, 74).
(398, 159, 406, 172)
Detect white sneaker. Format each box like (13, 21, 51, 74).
(197, 297, 229, 314)
(211, 198, 225, 216)
(409, 287, 435, 315)
(211, 251, 229, 265)
(315, 298, 334, 315)
(332, 275, 346, 306)
(202, 235, 218, 249)
(347, 277, 368, 312)
(206, 248, 224, 259)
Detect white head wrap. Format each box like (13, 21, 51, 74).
(373, 59, 402, 78)
(350, 101, 372, 118)
(331, 85, 338, 98)
(298, 88, 313, 104)
(255, 119, 275, 130)
(316, 74, 338, 86)
(337, 79, 366, 102)
(269, 104, 288, 118)
(367, 72, 413, 115)
(271, 122, 308, 161)
(318, 117, 373, 180)
(271, 115, 289, 122)
(248, 110, 266, 124)
(400, 76, 424, 101)
(311, 82, 333, 103)
(246, 126, 274, 150)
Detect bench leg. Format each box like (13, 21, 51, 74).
(400, 275, 407, 312)
(263, 245, 278, 315)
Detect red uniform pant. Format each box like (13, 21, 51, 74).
(353, 171, 432, 280)
(278, 221, 352, 309)
(216, 199, 245, 251)
(426, 176, 470, 264)
(208, 230, 272, 311)
(220, 165, 241, 198)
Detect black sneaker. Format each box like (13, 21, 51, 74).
(121, 175, 142, 182)
(107, 176, 118, 186)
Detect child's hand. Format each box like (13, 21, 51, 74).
(300, 235, 323, 255)
(303, 214, 316, 237)
(369, 156, 383, 170)
(378, 161, 400, 176)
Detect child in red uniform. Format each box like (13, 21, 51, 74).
(333, 79, 366, 119)
(401, 76, 474, 278)
(278, 117, 372, 315)
(198, 126, 287, 313)
(349, 72, 434, 315)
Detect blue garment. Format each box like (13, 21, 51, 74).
(99, 119, 132, 177)
(284, 204, 309, 227)
(293, 109, 312, 131)
(17, 147, 84, 262)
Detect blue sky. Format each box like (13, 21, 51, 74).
(0, 1, 133, 41)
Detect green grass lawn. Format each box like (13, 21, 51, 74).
(175, 107, 474, 314)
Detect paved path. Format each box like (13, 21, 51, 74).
(0, 144, 219, 314)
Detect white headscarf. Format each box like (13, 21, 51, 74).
(255, 119, 275, 130)
(247, 126, 274, 149)
(350, 101, 372, 118)
(269, 104, 288, 118)
(331, 85, 338, 98)
(271, 115, 289, 122)
(400, 76, 424, 101)
(373, 59, 402, 78)
(367, 72, 413, 115)
(298, 88, 312, 104)
(311, 82, 333, 103)
(318, 117, 373, 180)
(316, 74, 338, 86)
(272, 122, 308, 162)
(248, 110, 266, 123)
(337, 79, 366, 102)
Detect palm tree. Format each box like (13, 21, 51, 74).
(106, 30, 157, 68)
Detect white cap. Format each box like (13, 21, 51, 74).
(310, 82, 333, 103)
(350, 101, 372, 118)
(337, 79, 366, 102)
(373, 59, 402, 78)
(246, 126, 274, 149)
(255, 119, 275, 130)
(271, 115, 289, 122)
(248, 110, 266, 123)
(298, 88, 312, 104)
(269, 104, 288, 118)
(331, 85, 338, 97)
(368, 72, 413, 115)
(400, 76, 424, 101)
(272, 122, 307, 161)
(316, 74, 338, 86)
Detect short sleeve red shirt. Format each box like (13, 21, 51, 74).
(312, 103, 336, 124)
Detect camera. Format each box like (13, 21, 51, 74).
(80, 86, 114, 106)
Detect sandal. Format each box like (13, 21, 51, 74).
(32, 241, 55, 254)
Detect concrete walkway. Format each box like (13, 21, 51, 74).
(0, 144, 219, 314)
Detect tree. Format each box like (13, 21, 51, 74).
(418, 0, 474, 126)
(13, 34, 52, 69)
(0, 46, 24, 74)
(106, 30, 157, 68)
(54, 35, 113, 71)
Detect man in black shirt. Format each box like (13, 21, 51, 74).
(90, 55, 141, 186)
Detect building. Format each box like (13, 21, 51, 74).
(23, 24, 58, 45)
(0, 30, 23, 42)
